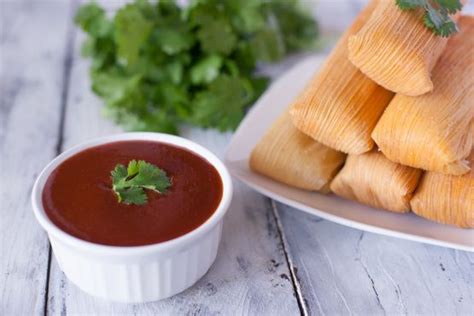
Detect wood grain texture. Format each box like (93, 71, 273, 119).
(275, 202, 474, 315)
(0, 1, 73, 315)
(45, 31, 300, 315)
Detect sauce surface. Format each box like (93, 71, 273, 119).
(42, 141, 223, 246)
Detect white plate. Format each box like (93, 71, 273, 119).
(224, 55, 474, 252)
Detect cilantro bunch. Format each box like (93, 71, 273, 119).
(396, 0, 463, 37)
(75, 0, 318, 134)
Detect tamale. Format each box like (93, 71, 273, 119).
(348, 0, 462, 96)
(330, 151, 422, 213)
(290, 0, 394, 154)
(249, 111, 346, 193)
(372, 16, 474, 176)
(411, 151, 474, 228)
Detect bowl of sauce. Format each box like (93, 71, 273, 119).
(32, 133, 233, 303)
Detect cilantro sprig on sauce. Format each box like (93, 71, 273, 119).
(111, 160, 171, 205)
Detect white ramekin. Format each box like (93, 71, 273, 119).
(32, 132, 233, 303)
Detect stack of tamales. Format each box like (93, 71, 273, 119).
(250, 0, 473, 228)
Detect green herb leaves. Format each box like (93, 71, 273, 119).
(75, 0, 318, 134)
(114, 4, 153, 66)
(396, 0, 463, 37)
(111, 160, 171, 205)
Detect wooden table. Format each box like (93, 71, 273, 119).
(2, 1, 473, 315)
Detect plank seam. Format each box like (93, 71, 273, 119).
(270, 199, 309, 316)
(43, 2, 78, 314)
(54, 12, 77, 156)
(43, 247, 53, 316)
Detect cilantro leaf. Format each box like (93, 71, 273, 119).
(114, 4, 153, 66)
(226, 0, 266, 33)
(127, 160, 171, 192)
(423, 3, 459, 37)
(423, 13, 458, 37)
(191, 75, 254, 131)
(190, 55, 223, 84)
(116, 186, 147, 205)
(153, 26, 195, 55)
(395, 0, 425, 10)
(111, 164, 128, 184)
(264, 1, 319, 52)
(111, 160, 171, 205)
(75, 2, 112, 37)
(197, 19, 237, 55)
(91, 71, 146, 109)
(249, 27, 285, 62)
(395, 0, 462, 37)
(435, 0, 463, 14)
(75, 3, 115, 70)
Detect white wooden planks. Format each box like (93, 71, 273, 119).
(45, 31, 300, 315)
(275, 202, 474, 315)
(0, 1, 74, 315)
(2, 1, 474, 314)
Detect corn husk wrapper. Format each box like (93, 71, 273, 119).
(372, 16, 474, 176)
(330, 151, 422, 213)
(290, 0, 394, 155)
(411, 151, 474, 228)
(250, 112, 346, 193)
(348, 0, 462, 96)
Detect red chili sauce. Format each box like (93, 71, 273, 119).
(42, 141, 223, 246)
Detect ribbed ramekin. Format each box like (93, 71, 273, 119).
(32, 133, 233, 303)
